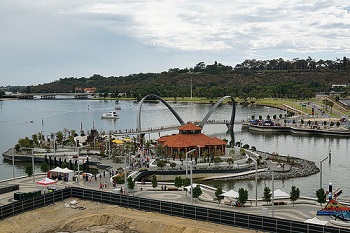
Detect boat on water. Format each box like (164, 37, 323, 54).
(101, 111, 119, 119)
(115, 106, 121, 110)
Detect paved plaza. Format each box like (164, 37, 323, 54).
(0, 171, 335, 226)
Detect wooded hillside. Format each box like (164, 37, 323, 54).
(30, 57, 350, 100)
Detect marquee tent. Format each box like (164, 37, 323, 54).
(220, 189, 239, 199)
(37, 177, 57, 185)
(184, 183, 199, 192)
(304, 217, 328, 226)
(49, 166, 74, 180)
(50, 166, 65, 173)
(273, 189, 290, 199)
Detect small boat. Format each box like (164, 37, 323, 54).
(115, 106, 121, 110)
(101, 111, 119, 119)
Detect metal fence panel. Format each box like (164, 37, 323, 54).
(194, 206, 209, 221)
(183, 205, 196, 220)
(170, 202, 184, 217)
(2, 186, 350, 233)
(159, 201, 172, 215)
(128, 196, 140, 209)
(233, 212, 249, 228)
(290, 220, 308, 233)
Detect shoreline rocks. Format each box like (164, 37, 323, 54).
(217, 154, 319, 181)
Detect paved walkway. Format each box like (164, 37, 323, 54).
(0, 174, 337, 227)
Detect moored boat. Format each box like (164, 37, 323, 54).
(101, 111, 119, 119)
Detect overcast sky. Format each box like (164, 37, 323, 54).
(1, 0, 349, 86)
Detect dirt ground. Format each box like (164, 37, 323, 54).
(1, 198, 258, 233)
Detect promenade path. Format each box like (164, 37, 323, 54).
(0, 169, 336, 227)
(0, 148, 343, 228)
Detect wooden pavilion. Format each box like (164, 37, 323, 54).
(157, 123, 226, 160)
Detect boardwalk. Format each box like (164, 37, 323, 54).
(113, 120, 245, 137)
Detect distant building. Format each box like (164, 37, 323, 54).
(157, 123, 226, 159)
(84, 87, 97, 93)
(75, 87, 97, 93)
(331, 84, 348, 89)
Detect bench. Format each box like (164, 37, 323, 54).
(167, 188, 178, 191)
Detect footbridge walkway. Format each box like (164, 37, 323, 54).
(113, 120, 246, 137)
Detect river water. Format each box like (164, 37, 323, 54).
(0, 98, 349, 199)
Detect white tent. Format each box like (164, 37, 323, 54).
(273, 189, 290, 199)
(50, 166, 65, 173)
(62, 167, 74, 180)
(49, 166, 74, 180)
(184, 183, 199, 192)
(220, 189, 239, 199)
(304, 217, 328, 226)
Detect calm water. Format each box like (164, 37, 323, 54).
(0, 98, 349, 199)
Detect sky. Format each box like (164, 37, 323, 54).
(1, 0, 350, 86)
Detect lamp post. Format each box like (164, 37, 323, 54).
(249, 152, 258, 207)
(320, 157, 328, 189)
(239, 139, 244, 148)
(186, 149, 196, 178)
(272, 170, 275, 217)
(22, 147, 35, 182)
(190, 161, 193, 205)
(12, 147, 16, 181)
(124, 152, 127, 194)
(197, 145, 201, 161)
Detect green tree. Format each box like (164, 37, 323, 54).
(290, 186, 300, 207)
(263, 186, 272, 204)
(25, 165, 33, 178)
(40, 163, 49, 173)
(156, 160, 166, 170)
(226, 157, 234, 167)
(239, 148, 246, 155)
(182, 178, 190, 187)
(213, 157, 222, 165)
(238, 188, 249, 206)
(18, 137, 33, 148)
(170, 162, 176, 169)
(56, 131, 64, 144)
(15, 144, 20, 152)
(229, 149, 235, 156)
(31, 134, 39, 146)
(215, 185, 224, 204)
(192, 185, 202, 199)
(151, 175, 158, 189)
(174, 176, 183, 189)
(0, 89, 5, 98)
(316, 188, 327, 208)
(127, 176, 135, 190)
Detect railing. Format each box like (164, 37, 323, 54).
(1, 187, 350, 233)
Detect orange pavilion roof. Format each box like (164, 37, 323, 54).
(178, 123, 202, 131)
(159, 133, 226, 148)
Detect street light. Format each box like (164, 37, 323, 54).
(272, 170, 275, 217)
(12, 147, 16, 181)
(190, 161, 193, 205)
(249, 151, 258, 207)
(186, 149, 196, 178)
(239, 139, 244, 148)
(320, 157, 328, 189)
(22, 147, 35, 182)
(197, 145, 201, 161)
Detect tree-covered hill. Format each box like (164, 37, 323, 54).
(31, 57, 350, 100)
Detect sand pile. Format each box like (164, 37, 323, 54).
(1, 199, 257, 233)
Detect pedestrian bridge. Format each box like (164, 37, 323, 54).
(113, 120, 246, 137)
